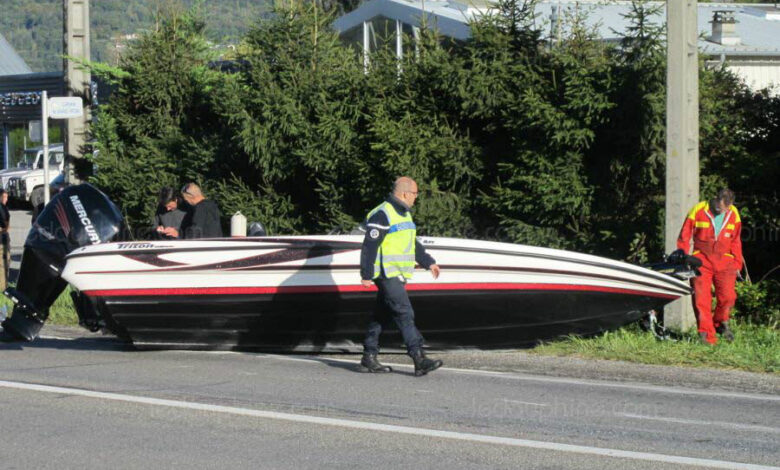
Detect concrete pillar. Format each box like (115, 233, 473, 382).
(665, 0, 699, 331)
(63, 0, 91, 183)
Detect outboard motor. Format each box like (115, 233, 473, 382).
(0, 184, 124, 342)
(646, 249, 703, 281)
(641, 250, 703, 339)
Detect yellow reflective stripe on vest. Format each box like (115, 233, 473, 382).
(695, 221, 710, 228)
(381, 254, 416, 263)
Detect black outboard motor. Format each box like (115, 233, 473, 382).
(641, 250, 703, 340)
(0, 184, 124, 342)
(646, 249, 703, 281)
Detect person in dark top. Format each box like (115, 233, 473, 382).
(153, 187, 186, 239)
(0, 190, 10, 288)
(162, 183, 223, 239)
(358, 176, 443, 377)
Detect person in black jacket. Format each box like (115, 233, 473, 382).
(161, 183, 223, 239)
(153, 187, 186, 239)
(0, 190, 10, 288)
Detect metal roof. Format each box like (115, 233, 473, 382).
(333, 1, 780, 56)
(0, 33, 32, 76)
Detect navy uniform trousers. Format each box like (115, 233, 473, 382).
(363, 276, 424, 355)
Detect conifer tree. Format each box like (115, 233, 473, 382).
(90, 5, 229, 234)
(588, 0, 667, 262)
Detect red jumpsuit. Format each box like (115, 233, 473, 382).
(677, 202, 743, 344)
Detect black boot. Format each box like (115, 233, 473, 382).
(359, 353, 392, 373)
(716, 322, 735, 342)
(410, 350, 442, 377)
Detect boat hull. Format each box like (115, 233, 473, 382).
(93, 288, 664, 351)
(62, 236, 690, 351)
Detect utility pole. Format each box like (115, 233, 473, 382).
(665, 0, 699, 331)
(63, 0, 90, 183)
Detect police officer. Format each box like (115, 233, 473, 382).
(359, 176, 443, 376)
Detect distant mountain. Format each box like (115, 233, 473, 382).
(0, 0, 272, 72)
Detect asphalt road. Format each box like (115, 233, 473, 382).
(1, 336, 778, 470)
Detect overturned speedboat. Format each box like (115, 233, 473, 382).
(1, 184, 694, 351)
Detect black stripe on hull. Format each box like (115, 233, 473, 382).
(94, 289, 667, 352)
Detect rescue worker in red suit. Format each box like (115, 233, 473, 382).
(676, 189, 742, 344)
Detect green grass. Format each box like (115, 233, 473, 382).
(1, 286, 79, 327)
(48, 287, 80, 326)
(531, 322, 779, 374)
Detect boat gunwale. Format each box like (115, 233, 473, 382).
(64, 239, 691, 294)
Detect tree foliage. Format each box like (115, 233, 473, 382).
(88, 0, 779, 283)
(89, 7, 229, 234)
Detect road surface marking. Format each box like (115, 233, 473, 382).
(620, 413, 780, 434)
(1, 379, 777, 470)
(502, 399, 548, 407)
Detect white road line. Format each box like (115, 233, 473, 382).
(502, 399, 548, 407)
(254, 353, 780, 403)
(0, 379, 777, 470)
(619, 413, 780, 434)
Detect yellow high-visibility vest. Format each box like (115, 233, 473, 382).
(367, 201, 416, 279)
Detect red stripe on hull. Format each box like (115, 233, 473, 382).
(82, 283, 678, 299)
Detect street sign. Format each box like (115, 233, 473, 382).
(29, 120, 42, 142)
(48, 97, 83, 119)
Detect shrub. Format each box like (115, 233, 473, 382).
(734, 279, 780, 328)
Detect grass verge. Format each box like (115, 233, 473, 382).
(1, 286, 79, 327)
(530, 322, 779, 374)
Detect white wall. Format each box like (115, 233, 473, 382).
(726, 61, 780, 96)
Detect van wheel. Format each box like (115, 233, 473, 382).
(31, 187, 45, 208)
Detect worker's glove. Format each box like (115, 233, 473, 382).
(667, 249, 687, 265)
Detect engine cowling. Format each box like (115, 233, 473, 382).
(1, 183, 125, 342)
